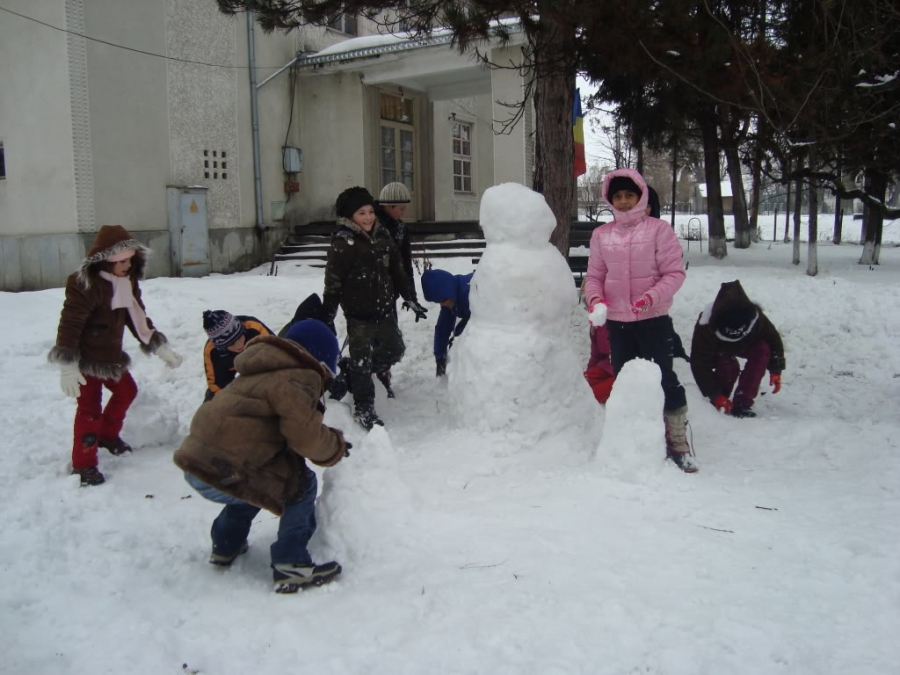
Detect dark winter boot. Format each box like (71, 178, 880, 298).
(272, 561, 342, 594)
(73, 466, 106, 486)
(664, 406, 698, 473)
(353, 403, 384, 431)
(729, 405, 757, 419)
(209, 541, 249, 567)
(99, 437, 133, 456)
(376, 369, 395, 398)
(328, 357, 352, 401)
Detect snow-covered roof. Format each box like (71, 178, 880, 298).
(697, 182, 733, 198)
(296, 18, 523, 67)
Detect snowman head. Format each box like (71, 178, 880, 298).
(479, 183, 555, 249)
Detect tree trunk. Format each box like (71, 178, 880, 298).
(748, 134, 761, 243)
(783, 171, 792, 243)
(670, 145, 678, 227)
(700, 108, 727, 258)
(833, 206, 843, 244)
(807, 176, 818, 276)
(832, 157, 842, 244)
(792, 177, 802, 265)
(724, 141, 751, 248)
(859, 167, 886, 265)
(534, 70, 575, 258)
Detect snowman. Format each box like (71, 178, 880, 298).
(447, 183, 597, 435)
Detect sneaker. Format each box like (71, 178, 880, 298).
(73, 466, 106, 486)
(209, 541, 249, 567)
(272, 561, 342, 593)
(99, 437, 133, 456)
(667, 450, 699, 473)
(353, 405, 384, 430)
(376, 370, 395, 398)
(729, 405, 757, 418)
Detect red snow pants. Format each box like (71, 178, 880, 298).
(716, 340, 770, 408)
(72, 372, 138, 469)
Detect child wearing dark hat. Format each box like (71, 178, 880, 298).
(202, 310, 273, 401)
(583, 169, 695, 472)
(690, 280, 785, 418)
(174, 319, 349, 594)
(322, 186, 428, 430)
(48, 225, 183, 486)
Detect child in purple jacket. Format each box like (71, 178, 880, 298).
(583, 168, 695, 472)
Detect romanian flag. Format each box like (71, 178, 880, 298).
(573, 88, 587, 178)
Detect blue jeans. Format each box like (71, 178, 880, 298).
(184, 470, 318, 566)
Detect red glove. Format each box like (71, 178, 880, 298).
(770, 373, 782, 394)
(712, 395, 733, 413)
(631, 294, 653, 316)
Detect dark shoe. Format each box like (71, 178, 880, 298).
(729, 405, 757, 418)
(99, 437, 132, 456)
(73, 466, 106, 486)
(209, 541, 249, 567)
(272, 561, 342, 593)
(353, 405, 384, 431)
(376, 370, 395, 398)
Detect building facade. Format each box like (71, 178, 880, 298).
(0, 1, 531, 291)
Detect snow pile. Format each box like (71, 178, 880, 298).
(449, 183, 597, 435)
(596, 358, 667, 481)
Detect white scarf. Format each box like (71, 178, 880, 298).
(99, 271, 156, 345)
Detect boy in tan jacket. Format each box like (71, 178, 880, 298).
(174, 319, 349, 594)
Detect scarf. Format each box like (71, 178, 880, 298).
(99, 271, 156, 345)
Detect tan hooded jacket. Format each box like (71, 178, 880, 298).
(174, 335, 347, 515)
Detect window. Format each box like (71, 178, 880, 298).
(452, 122, 472, 193)
(327, 10, 358, 35)
(0, 141, 5, 180)
(380, 93, 415, 191)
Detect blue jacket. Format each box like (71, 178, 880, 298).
(421, 269, 472, 360)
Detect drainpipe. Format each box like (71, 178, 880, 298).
(247, 11, 265, 231)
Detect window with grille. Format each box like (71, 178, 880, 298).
(380, 93, 415, 193)
(452, 122, 472, 193)
(328, 10, 358, 35)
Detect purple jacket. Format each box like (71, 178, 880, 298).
(583, 168, 686, 323)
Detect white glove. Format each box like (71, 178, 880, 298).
(60, 363, 86, 398)
(156, 343, 183, 369)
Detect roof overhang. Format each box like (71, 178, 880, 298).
(294, 24, 526, 101)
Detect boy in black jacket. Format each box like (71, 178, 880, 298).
(322, 187, 427, 429)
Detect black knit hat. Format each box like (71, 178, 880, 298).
(203, 310, 245, 350)
(607, 176, 642, 200)
(335, 186, 376, 220)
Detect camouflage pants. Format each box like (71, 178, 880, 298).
(346, 317, 405, 409)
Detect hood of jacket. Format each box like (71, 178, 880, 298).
(697, 279, 765, 342)
(77, 225, 150, 289)
(235, 335, 332, 386)
(602, 168, 650, 227)
(421, 269, 457, 303)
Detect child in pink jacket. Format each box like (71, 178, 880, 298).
(583, 169, 696, 472)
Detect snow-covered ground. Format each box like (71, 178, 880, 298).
(2, 238, 899, 674)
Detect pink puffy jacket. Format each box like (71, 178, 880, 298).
(583, 168, 686, 323)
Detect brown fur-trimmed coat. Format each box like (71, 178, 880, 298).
(47, 225, 167, 381)
(173, 335, 347, 515)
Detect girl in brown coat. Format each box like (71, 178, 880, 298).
(48, 225, 182, 485)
